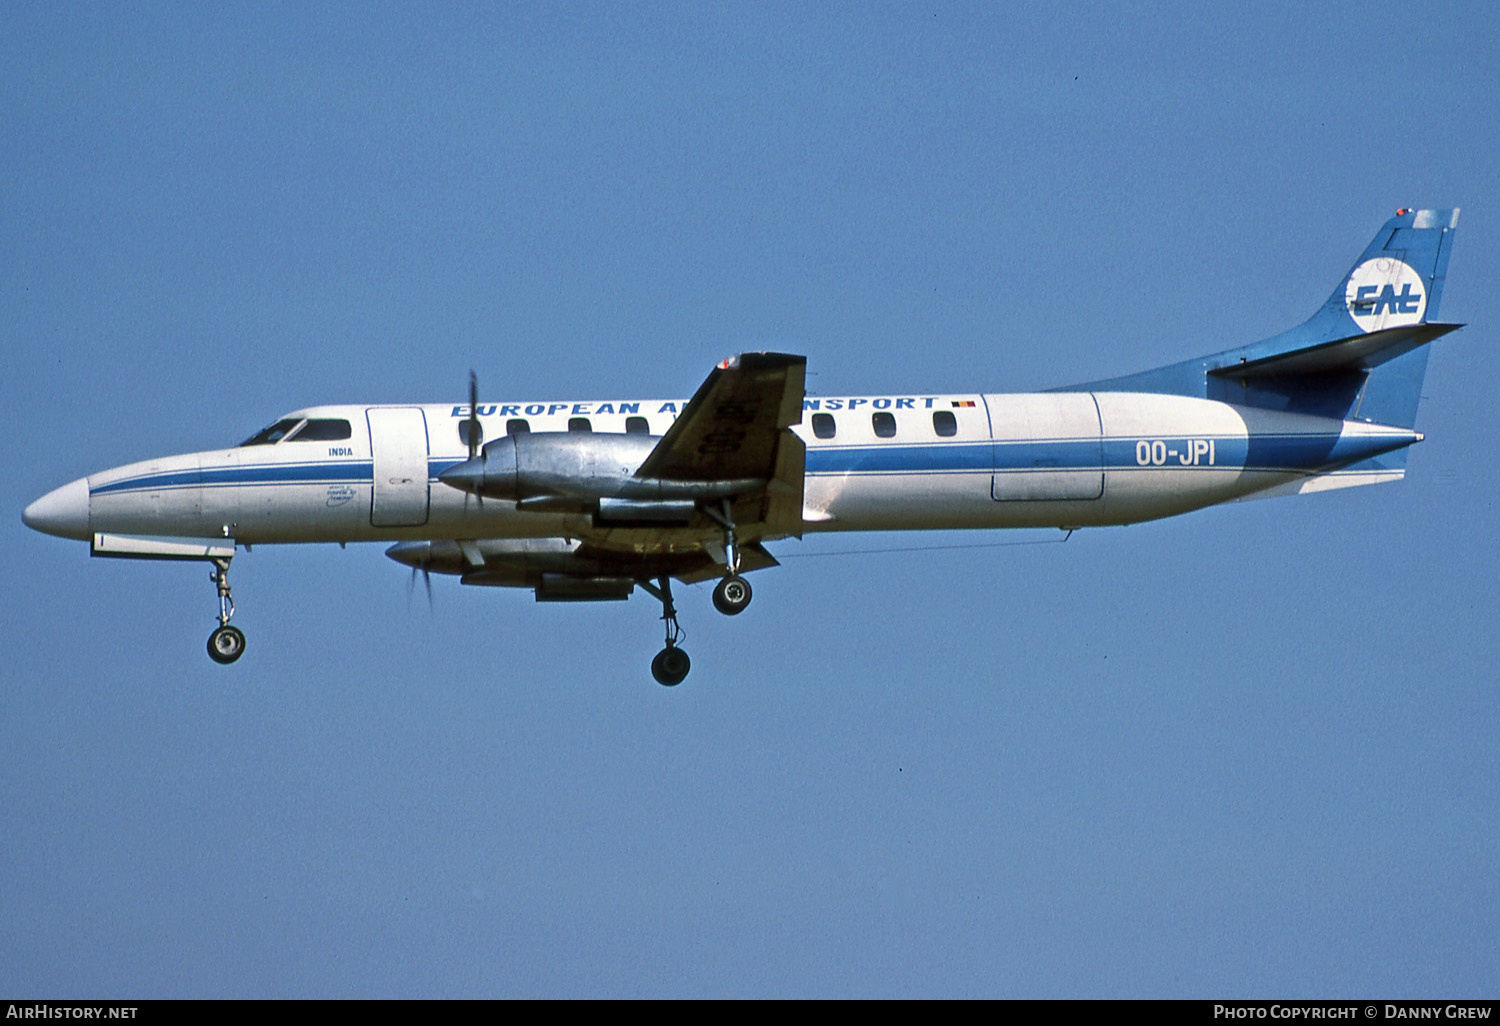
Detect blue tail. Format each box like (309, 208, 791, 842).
(1076, 208, 1462, 430)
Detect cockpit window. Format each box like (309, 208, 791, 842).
(288, 419, 352, 442)
(239, 419, 304, 446)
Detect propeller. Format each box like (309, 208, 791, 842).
(406, 562, 433, 613)
(467, 370, 482, 461)
(388, 540, 434, 613)
(465, 370, 484, 509)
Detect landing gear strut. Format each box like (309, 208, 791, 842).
(206, 557, 245, 665)
(636, 499, 761, 684)
(705, 499, 753, 617)
(640, 576, 689, 686)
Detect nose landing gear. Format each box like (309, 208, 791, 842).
(206, 557, 245, 665)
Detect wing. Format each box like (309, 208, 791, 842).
(636, 352, 807, 536)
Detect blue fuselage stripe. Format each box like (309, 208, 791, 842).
(93, 461, 375, 495)
(804, 434, 1360, 476)
(91, 433, 1394, 495)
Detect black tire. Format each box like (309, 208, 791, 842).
(651, 646, 690, 686)
(207, 625, 246, 664)
(712, 575, 752, 616)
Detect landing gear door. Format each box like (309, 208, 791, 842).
(367, 407, 430, 527)
(986, 392, 1104, 501)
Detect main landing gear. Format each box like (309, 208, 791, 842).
(206, 557, 245, 665)
(637, 504, 765, 685)
(639, 571, 752, 685)
(705, 499, 753, 617)
(638, 503, 763, 686)
(640, 576, 689, 686)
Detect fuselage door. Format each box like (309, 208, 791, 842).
(986, 392, 1104, 501)
(367, 407, 430, 527)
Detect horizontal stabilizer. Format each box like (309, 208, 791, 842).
(1209, 322, 1463, 379)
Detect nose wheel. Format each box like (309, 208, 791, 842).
(206, 557, 246, 665)
(208, 624, 246, 664)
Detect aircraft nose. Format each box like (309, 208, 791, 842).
(23, 476, 92, 541)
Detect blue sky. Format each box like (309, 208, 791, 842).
(4, 1, 1497, 997)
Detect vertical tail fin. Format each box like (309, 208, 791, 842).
(1210, 208, 1460, 429)
(1285, 207, 1459, 348)
(1076, 209, 1463, 430)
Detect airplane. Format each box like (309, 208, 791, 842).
(24, 208, 1462, 685)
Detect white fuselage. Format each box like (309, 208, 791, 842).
(63, 390, 1418, 553)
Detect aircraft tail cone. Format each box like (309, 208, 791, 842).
(1331, 427, 1424, 466)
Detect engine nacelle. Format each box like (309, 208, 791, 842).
(384, 537, 717, 601)
(387, 537, 611, 586)
(472, 432, 655, 503)
(437, 431, 761, 510)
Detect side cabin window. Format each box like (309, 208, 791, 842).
(458, 420, 483, 448)
(240, 418, 303, 446)
(625, 415, 650, 435)
(506, 418, 530, 435)
(811, 413, 836, 439)
(932, 410, 958, 437)
(288, 419, 352, 442)
(568, 417, 592, 433)
(872, 411, 897, 438)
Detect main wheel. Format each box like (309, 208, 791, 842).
(712, 575, 752, 616)
(651, 646, 691, 686)
(207, 625, 246, 664)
